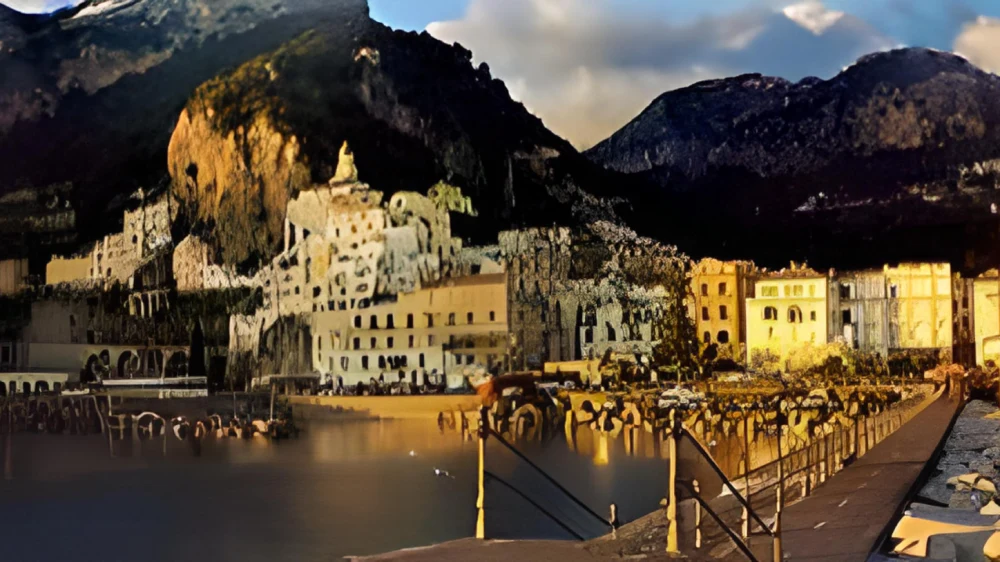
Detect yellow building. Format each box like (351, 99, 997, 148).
(745, 265, 828, 371)
(690, 258, 756, 354)
(974, 271, 1000, 366)
(884, 263, 952, 352)
(45, 256, 92, 286)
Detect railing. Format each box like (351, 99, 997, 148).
(674, 386, 942, 560)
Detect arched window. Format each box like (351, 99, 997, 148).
(717, 331, 730, 344)
(606, 322, 617, 342)
(764, 306, 778, 320)
(788, 306, 803, 323)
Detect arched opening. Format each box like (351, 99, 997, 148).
(606, 322, 617, 342)
(22, 382, 30, 395)
(788, 306, 803, 323)
(166, 352, 189, 379)
(763, 306, 778, 321)
(118, 351, 140, 379)
(36, 380, 50, 394)
(0, 382, 6, 397)
(717, 331, 730, 344)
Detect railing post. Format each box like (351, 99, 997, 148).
(805, 437, 812, 496)
(476, 405, 488, 539)
(773, 418, 784, 562)
(667, 408, 679, 555)
(693, 480, 702, 549)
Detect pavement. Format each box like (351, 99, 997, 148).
(781, 394, 962, 562)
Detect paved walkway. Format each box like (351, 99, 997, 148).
(781, 394, 962, 562)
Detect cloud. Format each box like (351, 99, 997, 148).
(954, 16, 1000, 73)
(428, 0, 893, 149)
(1, 0, 81, 13)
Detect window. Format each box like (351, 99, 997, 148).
(370, 337, 377, 349)
(717, 331, 729, 344)
(703, 332, 711, 343)
(387, 337, 394, 349)
(700, 283, 709, 296)
(840, 285, 851, 299)
(426, 314, 434, 328)
(313, 286, 322, 298)
(448, 313, 456, 326)
(809, 285, 816, 297)
(428, 335, 436, 346)
(317, 336, 322, 351)
(963, 317, 970, 329)
(409, 335, 415, 348)
(466, 355, 475, 365)
(784, 285, 791, 297)
(456, 355, 463, 365)
(354, 316, 362, 328)
(890, 285, 898, 298)
(841, 310, 852, 324)
(762, 286, 778, 297)
(467, 312, 474, 324)
(763, 306, 778, 320)
(407, 314, 414, 329)
(719, 305, 728, 320)
(810, 311, 817, 321)
(387, 315, 395, 329)
(718, 282, 727, 296)
(793, 285, 804, 297)
(490, 311, 496, 322)
(378, 356, 386, 370)
(419, 353, 425, 368)
(585, 327, 593, 344)
(370, 315, 378, 329)
(701, 307, 709, 321)
(362, 356, 369, 370)
(963, 296, 970, 309)
(353, 338, 361, 350)
(606, 322, 617, 342)
(788, 307, 803, 323)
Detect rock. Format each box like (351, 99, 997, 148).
(949, 491, 976, 510)
(942, 450, 986, 465)
(969, 460, 998, 478)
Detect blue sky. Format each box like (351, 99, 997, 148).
(7, 0, 1000, 147)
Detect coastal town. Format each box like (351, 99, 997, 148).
(0, 144, 996, 397)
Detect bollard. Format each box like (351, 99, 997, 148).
(666, 408, 679, 554)
(773, 417, 784, 562)
(475, 405, 488, 540)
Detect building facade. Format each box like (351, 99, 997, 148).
(953, 273, 976, 366)
(690, 258, 756, 353)
(974, 272, 999, 366)
(884, 263, 953, 355)
(828, 269, 890, 356)
(746, 265, 828, 370)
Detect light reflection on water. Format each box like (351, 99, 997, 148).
(0, 420, 739, 561)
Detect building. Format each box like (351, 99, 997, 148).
(0, 259, 29, 295)
(500, 224, 688, 371)
(311, 273, 507, 388)
(45, 256, 92, 286)
(690, 258, 756, 354)
(953, 273, 976, 366)
(828, 269, 890, 356)
(745, 264, 828, 370)
(974, 271, 999, 366)
(884, 263, 953, 355)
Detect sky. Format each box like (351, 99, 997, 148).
(7, 0, 1000, 148)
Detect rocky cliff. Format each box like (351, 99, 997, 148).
(167, 20, 625, 269)
(0, 0, 369, 261)
(587, 48, 1000, 273)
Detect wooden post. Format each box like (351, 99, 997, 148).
(269, 382, 276, 422)
(773, 416, 784, 562)
(476, 405, 488, 540)
(667, 408, 679, 554)
(693, 479, 702, 549)
(742, 413, 750, 542)
(805, 438, 812, 496)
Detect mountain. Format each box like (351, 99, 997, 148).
(0, 0, 371, 262)
(0, 0, 623, 269)
(587, 48, 1000, 273)
(166, 18, 624, 269)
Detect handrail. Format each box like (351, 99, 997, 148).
(678, 480, 761, 562)
(484, 470, 586, 541)
(489, 428, 611, 528)
(678, 425, 774, 537)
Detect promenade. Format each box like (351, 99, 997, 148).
(781, 393, 962, 561)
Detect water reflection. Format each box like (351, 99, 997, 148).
(0, 417, 690, 561)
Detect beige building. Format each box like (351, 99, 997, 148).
(690, 258, 756, 353)
(974, 271, 1000, 366)
(745, 265, 828, 370)
(0, 259, 29, 295)
(45, 256, 92, 286)
(311, 273, 507, 388)
(884, 263, 952, 352)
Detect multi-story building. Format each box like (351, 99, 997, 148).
(828, 269, 890, 356)
(311, 273, 507, 388)
(745, 264, 828, 370)
(884, 263, 953, 355)
(974, 271, 999, 366)
(690, 258, 756, 354)
(953, 273, 976, 366)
